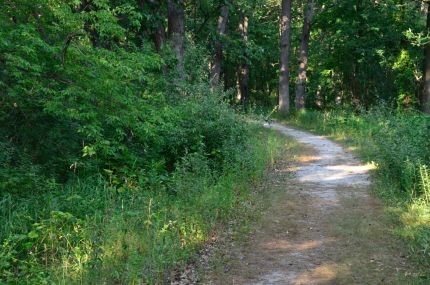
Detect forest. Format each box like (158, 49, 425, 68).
(1, 0, 430, 284)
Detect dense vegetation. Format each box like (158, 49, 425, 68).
(1, 0, 430, 283)
(0, 0, 282, 283)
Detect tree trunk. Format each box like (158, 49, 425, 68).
(351, 62, 361, 107)
(279, 0, 292, 115)
(295, 0, 313, 110)
(139, 0, 167, 73)
(210, 4, 229, 87)
(422, 3, 430, 114)
(154, 22, 166, 53)
(238, 13, 249, 106)
(168, 0, 185, 81)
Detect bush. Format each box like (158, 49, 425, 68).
(0, 2, 276, 282)
(0, 76, 274, 283)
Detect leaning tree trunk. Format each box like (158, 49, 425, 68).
(295, 0, 313, 110)
(422, 2, 430, 114)
(279, 0, 292, 115)
(238, 12, 249, 106)
(210, 4, 229, 87)
(168, 0, 185, 81)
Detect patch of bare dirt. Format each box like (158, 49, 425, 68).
(200, 123, 415, 285)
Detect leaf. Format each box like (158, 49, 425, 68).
(27, 231, 39, 239)
(82, 145, 96, 157)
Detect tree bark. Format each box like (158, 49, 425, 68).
(422, 2, 430, 114)
(154, 20, 166, 53)
(168, 0, 185, 81)
(351, 62, 361, 107)
(210, 4, 229, 88)
(141, 1, 165, 53)
(295, 0, 313, 110)
(279, 0, 292, 115)
(238, 12, 249, 106)
(139, 0, 167, 73)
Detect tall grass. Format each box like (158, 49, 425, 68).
(288, 107, 430, 266)
(420, 165, 430, 205)
(0, 125, 283, 284)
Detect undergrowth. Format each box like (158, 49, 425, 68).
(287, 107, 430, 271)
(0, 8, 287, 282)
(0, 122, 283, 284)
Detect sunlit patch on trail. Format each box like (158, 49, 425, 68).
(297, 164, 372, 186)
(252, 263, 338, 285)
(292, 263, 339, 284)
(261, 238, 335, 251)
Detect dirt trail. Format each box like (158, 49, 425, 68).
(204, 122, 412, 285)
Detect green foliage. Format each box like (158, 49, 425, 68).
(1, 211, 91, 284)
(0, 123, 278, 284)
(393, 50, 420, 109)
(306, 0, 424, 109)
(0, 0, 284, 283)
(3, 0, 429, 282)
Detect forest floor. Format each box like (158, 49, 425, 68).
(198, 122, 422, 285)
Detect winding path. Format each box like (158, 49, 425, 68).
(205, 122, 411, 285)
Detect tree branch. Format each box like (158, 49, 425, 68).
(61, 32, 84, 66)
